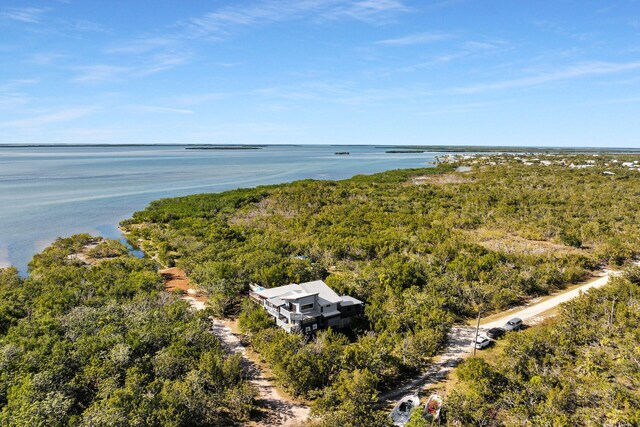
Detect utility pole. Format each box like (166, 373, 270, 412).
(473, 308, 482, 356)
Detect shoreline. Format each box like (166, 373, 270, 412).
(0, 144, 448, 275)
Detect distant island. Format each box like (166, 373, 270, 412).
(334, 151, 350, 155)
(386, 149, 426, 153)
(185, 146, 263, 150)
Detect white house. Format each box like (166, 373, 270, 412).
(250, 280, 363, 334)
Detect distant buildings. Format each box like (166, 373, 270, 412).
(250, 280, 363, 334)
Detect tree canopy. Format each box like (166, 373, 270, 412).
(0, 235, 255, 426)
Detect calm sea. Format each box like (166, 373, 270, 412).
(0, 145, 447, 274)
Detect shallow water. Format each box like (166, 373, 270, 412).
(0, 145, 450, 273)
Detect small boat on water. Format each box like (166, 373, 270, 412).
(390, 394, 420, 426)
(425, 394, 443, 420)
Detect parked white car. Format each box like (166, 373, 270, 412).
(474, 334, 491, 350)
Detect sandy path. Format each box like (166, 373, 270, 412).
(382, 268, 618, 404)
(212, 320, 310, 427)
(161, 268, 309, 426)
(380, 326, 476, 403)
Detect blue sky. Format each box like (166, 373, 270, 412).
(1, 0, 640, 147)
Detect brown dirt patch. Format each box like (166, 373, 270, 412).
(160, 267, 207, 303)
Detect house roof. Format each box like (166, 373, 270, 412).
(253, 280, 361, 306)
(254, 284, 300, 299)
(340, 295, 363, 306)
(300, 280, 342, 303)
(267, 297, 286, 306)
(281, 290, 318, 300)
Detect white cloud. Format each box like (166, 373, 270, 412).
(105, 37, 179, 55)
(184, 0, 410, 38)
(453, 60, 640, 94)
(0, 7, 49, 24)
(0, 80, 37, 109)
(71, 53, 190, 83)
(25, 53, 67, 65)
(67, 19, 111, 34)
(418, 101, 492, 116)
(71, 65, 132, 83)
(0, 79, 39, 91)
(176, 92, 228, 105)
(376, 32, 452, 46)
(0, 107, 97, 128)
(125, 105, 194, 115)
(135, 53, 190, 76)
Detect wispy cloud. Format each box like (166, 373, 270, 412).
(0, 79, 39, 91)
(533, 20, 596, 42)
(418, 101, 492, 116)
(184, 0, 410, 38)
(176, 92, 228, 105)
(135, 52, 190, 76)
(325, 0, 410, 22)
(453, 60, 640, 94)
(105, 36, 179, 54)
(71, 52, 190, 83)
(0, 7, 49, 24)
(125, 104, 194, 114)
(250, 80, 434, 107)
(65, 19, 111, 34)
(0, 79, 38, 109)
(0, 93, 30, 109)
(176, 79, 433, 109)
(376, 32, 452, 46)
(71, 65, 131, 83)
(25, 52, 68, 65)
(398, 39, 506, 72)
(0, 107, 97, 128)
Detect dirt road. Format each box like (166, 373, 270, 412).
(163, 266, 618, 421)
(382, 268, 618, 404)
(212, 320, 310, 426)
(481, 269, 615, 329)
(380, 326, 476, 403)
(161, 268, 309, 426)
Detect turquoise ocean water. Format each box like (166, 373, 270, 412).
(0, 145, 446, 274)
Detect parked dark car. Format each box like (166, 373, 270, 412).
(486, 327, 505, 339)
(503, 317, 523, 332)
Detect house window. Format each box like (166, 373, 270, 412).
(312, 324, 318, 330)
(301, 303, 314, 311)
(305, 327, 311, 333)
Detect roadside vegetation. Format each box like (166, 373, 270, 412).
(120, 156, 640, 424)
(448, 267, 640, 426)
(0, 235, 255, 426)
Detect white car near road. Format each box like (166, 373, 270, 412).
(474, 334, 491, 350)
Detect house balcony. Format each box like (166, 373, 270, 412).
(276, 317, 294, 332)
(249, 292, 263, 303)
(266, 306, 280, 317)
(279, 307, 303, 321)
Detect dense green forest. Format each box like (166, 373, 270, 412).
(448, 267, 640, 426)
(0, 158, 638, 426)
(120, 158, 640, 423)
(0, 235, 255, 426)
